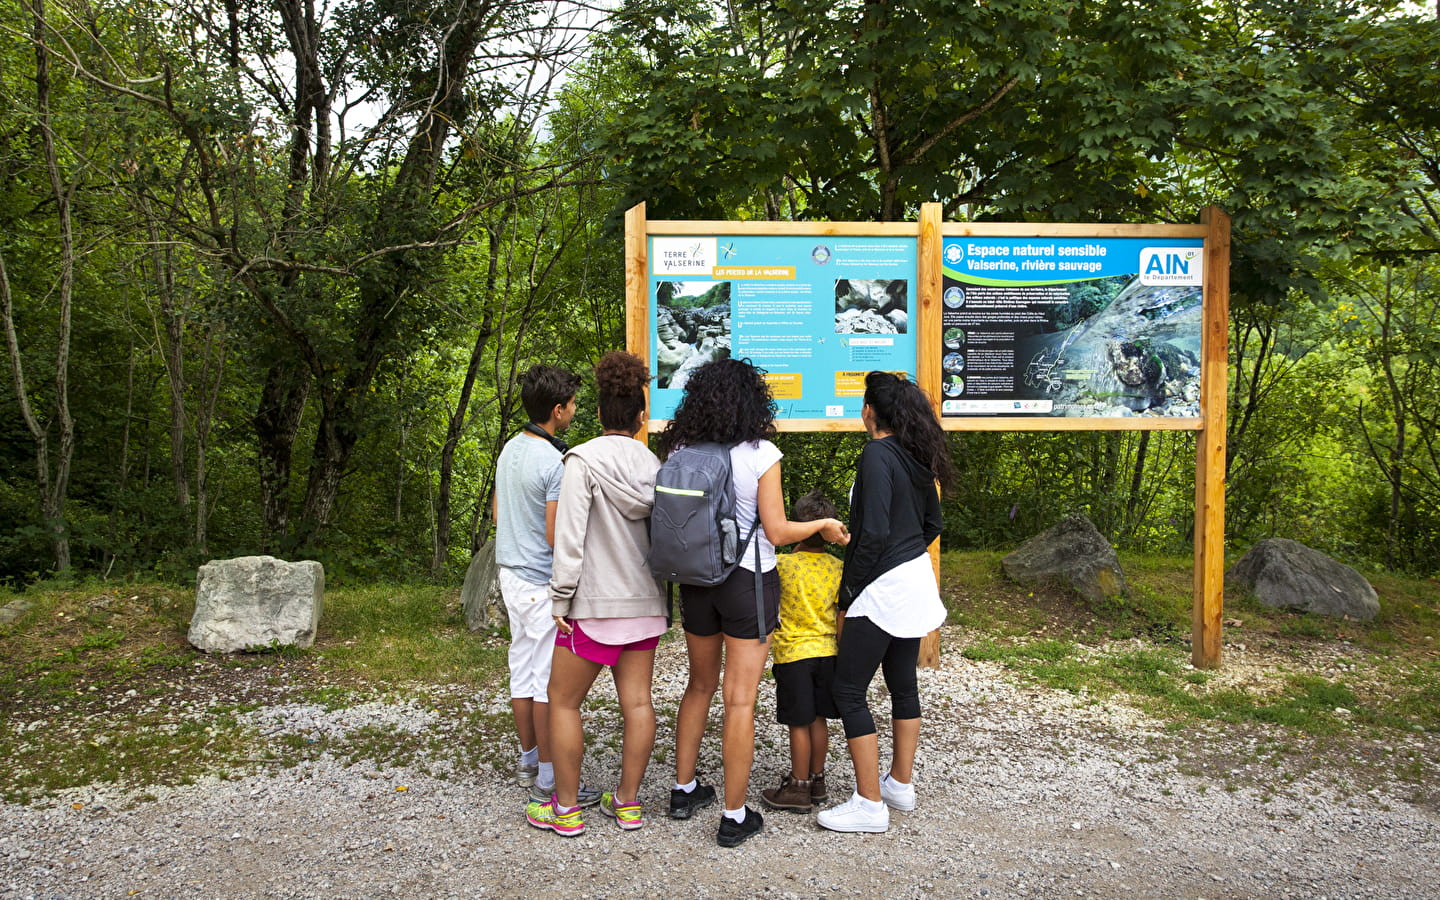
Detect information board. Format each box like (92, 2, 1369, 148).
(648, 234, 917, 420)
(939, 237, 1205, 418)
(627, 204, 1232, 669)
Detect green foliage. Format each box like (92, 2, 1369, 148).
(1, 0, 1439, 584)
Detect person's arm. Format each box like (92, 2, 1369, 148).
(755, 462, 848, 547)
(543, 452, 564, 548)
(839, 444, 894, 606)
(922, 480, 943, 547)
(548, 457, 592, 625)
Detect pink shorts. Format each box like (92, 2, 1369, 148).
(555, 620, 660, 667)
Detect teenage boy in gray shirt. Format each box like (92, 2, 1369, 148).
(494, 365, 598, 803)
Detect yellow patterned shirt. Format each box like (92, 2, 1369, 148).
(771, 551, 843, 665)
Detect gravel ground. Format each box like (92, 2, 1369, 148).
(3, 629, 1439, 900)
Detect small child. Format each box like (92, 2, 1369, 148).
(760, 489, 844, 813)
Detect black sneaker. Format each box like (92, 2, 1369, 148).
(669, 783, 717, 820)
(716, 806, 763, 848)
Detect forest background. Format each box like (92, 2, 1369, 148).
(2, 0, 1438, 589)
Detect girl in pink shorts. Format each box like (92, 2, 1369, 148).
(525, 352, 666, 837)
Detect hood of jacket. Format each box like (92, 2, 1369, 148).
(874, 434, 936, 490)
(564, 435, 657, 520)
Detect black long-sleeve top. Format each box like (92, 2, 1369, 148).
(839, 435, 942, 610)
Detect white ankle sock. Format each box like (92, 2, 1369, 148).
(723, 806, 746, 823)
(520, 746, 539, 766)
(536, 762, 555, 790)
(674, 778, 697, 793)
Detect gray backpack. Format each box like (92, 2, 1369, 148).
(648, 442, 766, 641)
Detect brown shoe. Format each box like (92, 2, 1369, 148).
(810, 772, 828, 802)
(760, 775, 813, 812)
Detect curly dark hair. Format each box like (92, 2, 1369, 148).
(793, 489, 837, 549)
(657, 358, 777, 457)
(864, 371, 958, 495)
(595, 351, 648, 432)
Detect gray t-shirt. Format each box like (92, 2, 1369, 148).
(494, 431, 564, 584)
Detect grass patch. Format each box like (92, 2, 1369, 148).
(312, 584, 509, 687)
(942, 550, 1440, 745)
(0, 579, 511, 803)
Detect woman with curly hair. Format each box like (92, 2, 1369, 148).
(818, 371, 957, 834)
(660, 357, 850, 848)
(525, 351, 666, 837)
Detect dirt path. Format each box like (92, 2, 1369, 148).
(3, 634, 1438, 899)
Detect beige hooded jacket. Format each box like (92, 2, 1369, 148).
(548, 434, 665, 620)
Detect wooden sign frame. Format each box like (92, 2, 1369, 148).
(626, 202, 1231, 668)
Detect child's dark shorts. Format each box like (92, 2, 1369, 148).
(772, 654, 840, 727)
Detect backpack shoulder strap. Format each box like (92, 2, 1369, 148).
(753, 516, 766, 644)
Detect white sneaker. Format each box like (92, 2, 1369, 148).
(816, 792, 889, 833)
(879, 773, 916, 811)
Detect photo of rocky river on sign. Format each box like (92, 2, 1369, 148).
(1016, 276, 1203, 416)
(655, 281, 732, 389)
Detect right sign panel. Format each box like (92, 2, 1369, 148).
(940, 237, 1205, 418)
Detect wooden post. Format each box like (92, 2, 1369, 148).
(625, 202, 649, 443)
(918, 202, 943, 669)
(1192, 207, 1230, 668)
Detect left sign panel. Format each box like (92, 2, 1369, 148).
(648, 235, 918, 420)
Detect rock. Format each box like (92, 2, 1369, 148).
(656, 303, 731, 388)
(460, 542, 504, 631)
(0, 599, 34, 625)
(1224, 539, 1379, 621)
(667, 335, 730, 391)
(189, 556, 324, 652)
(835, 279, 906, 315)
(835, 308, 899, 334)
(1001, 514, 1127, 604)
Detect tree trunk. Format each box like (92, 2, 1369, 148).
(1378, 268, 1405, 570)
(194, 332, 225, 553)
(297, 412, 351, 545)
(13, 0, 78, 573)
(432, 222, 505, 578)
(255, 360, 309, 552)
(105, 348, 137, 574)
(147, 209, 191, 510)
(1126, 430, 1151, 527)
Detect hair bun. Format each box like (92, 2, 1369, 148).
(595, 351, 648, 396)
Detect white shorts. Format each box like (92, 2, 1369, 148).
(499, 567, 557, 702)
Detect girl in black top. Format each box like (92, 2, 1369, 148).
(818, 371, 957, 834)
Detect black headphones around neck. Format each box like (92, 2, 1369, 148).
(522, 422, 569, 454)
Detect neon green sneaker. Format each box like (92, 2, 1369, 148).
(599, 792, 644, 830)
(526, 796, 585, 837)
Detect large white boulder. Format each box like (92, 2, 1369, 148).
(189, 555, 324, 652)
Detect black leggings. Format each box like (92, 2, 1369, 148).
(831, 614, 922, 740)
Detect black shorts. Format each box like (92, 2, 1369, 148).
(680, 566, 780, 640)
(773, 655, 839, 727)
